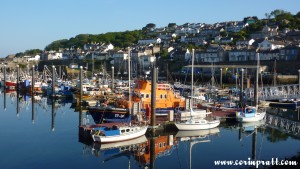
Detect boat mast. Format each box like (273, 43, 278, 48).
(255, 53, 260, 108)
(191, 49, 194, 109)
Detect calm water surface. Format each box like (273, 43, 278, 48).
(0, 90, 299, 169)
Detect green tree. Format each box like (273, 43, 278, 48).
(270, 9, 288, 18)
(25, 49, 42, 55)
(168, 23, 177, 28)
(146, 23, 156, 29)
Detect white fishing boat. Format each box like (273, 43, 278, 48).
(175, 49, 220, 131)
(175, 116, 220, 130)
(236, 106, 266, 122)
(91, 124, 148, 143)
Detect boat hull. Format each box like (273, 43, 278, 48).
(88, 106, 130, 123)
(175, 119, 220, 130)
(92, 126, 148, 143)
(237, 112, 266, 122)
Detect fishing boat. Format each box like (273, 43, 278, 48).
(175, 49, 220, 131)
(87, 105, 130, 123)
(91, 124, 148, 143)
(175, 115, 220, 130)
(236, 106, 266, 122)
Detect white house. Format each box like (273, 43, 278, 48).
(28, 55, 41, 61)
(47, 52, 63, 60)
(258, 39, 285, 51)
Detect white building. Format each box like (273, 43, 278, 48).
(258, 39, 285, 51)
(27, 55, 41, 61)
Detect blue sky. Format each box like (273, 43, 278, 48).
(1, 0, 300, 58)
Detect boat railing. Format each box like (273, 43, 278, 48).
(157, 83, 171, 90)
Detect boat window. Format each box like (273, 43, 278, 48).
(121, 130, 125, 133)
(160, 94, 163, 99)
(163, 142, 166, 147)
(141, 94, 144, 98)
(146, 94, 149, 98)
(126, 129, 130, 132)
(112, 125, 118, 130)
(159, 143, 162, 148)
(164, 94, 167, 99)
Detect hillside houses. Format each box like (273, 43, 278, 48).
(3, 18, 300, 69)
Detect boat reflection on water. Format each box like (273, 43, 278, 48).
(237, 119, 266, 134)
(175, 128, 220, 169)
(91, 135, 148, 158)
(237, 119, 266, 161)
(175, 128, 220, 140)
(79, 132, 178, 169)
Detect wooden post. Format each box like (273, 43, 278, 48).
(52, 65, 55, 97)
(32, 65, 35, 124)
(3, 65, 6, 89)
(17, 65, 20, 89)
(32, 65, 35, 96)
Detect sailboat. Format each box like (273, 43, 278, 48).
(236, 53, 266, 123)
(175, 49, 220, 130)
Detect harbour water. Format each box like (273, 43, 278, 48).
(0, 90, 299, 169)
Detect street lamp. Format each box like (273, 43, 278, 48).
(111, 66, 114, 90)
(150, 55, 157, 130)
(240, 68, 244, 108)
